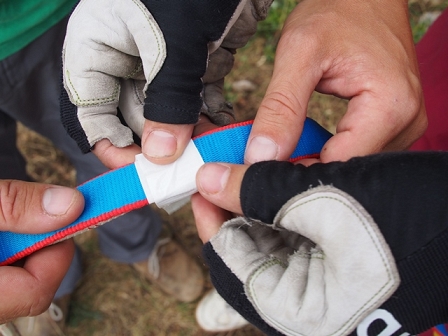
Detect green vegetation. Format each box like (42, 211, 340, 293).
(251, 0, 448, 62)
(408, 0, 448, 42)
(254, 0, 298, 62)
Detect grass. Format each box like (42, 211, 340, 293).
(15, 1, 448, 335)
(254, 0, 298, 62)
(409, 0, 448, 42)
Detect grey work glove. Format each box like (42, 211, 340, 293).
(201, 152, 448, 335)
(206, 187, 399, 336)
(201, 0, 274, 126)
(61, 0, 248, 153)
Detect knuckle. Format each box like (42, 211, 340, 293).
(279, 13, 326, 55)
(0, 180, 29, 228)
(278, 31, 319, 65)
(260, 90, 303, 120)
(391, 71, 425, 123)
(406, 73, 424, 115)
(27, 291, 52, 317)
(13, 293, 45, 319)
(406, 77, 427, 139)
(3, 305, 25, 323)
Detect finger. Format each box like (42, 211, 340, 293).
(320, 90, 426, 162)
(191, 193, 232, 243)
(0, 180, 84, 234)
(92, 138, 142, 169)
(295, 158, 320, 166)
(141, 120, 194, 165)
(383, 108, 427, 151)
(192, 114, 221, 137)
(244, 25, 322, 164)
(196, 163, 248, 215)
(0, 240, 74, 323)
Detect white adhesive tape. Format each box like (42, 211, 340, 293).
(134, 140, 205, 213)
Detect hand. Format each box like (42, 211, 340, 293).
(0, 180, 84, 324)
(61, 0, 273, 169)
(192, 160, 401, 336)
(193, 151, 448, 335)
(244, 0, 427, 164)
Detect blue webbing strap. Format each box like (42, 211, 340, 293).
(0, 118, 332, 266)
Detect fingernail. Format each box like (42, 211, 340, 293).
(43, 187, 76, 216)
(245, 136, 278, 164)
(144, 130, 177, 158)
(198, 163, 230, 195)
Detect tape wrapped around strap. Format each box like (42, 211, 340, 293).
(0, 118, 332, 266)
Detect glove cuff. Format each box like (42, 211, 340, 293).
(60, 85, 91, 153)
(143, 90, 202, 124)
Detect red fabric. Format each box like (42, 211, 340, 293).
(419, 323, 448, 335)
(410, 9, 448, 151)
(411, 13, 448, 332)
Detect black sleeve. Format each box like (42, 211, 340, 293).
(142, 0, 241, 124)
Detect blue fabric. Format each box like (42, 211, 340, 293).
(194, 118, 331, 163)
(0, 118, 332, 265)
(0, 164, 147, 265)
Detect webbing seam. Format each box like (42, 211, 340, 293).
(0, 199, 148, 266)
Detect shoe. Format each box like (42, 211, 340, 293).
(0, 322, 20, 336)
(3, 294, 70, 336)
(132, 237, 204, 302)
(196, 289, 249, 332)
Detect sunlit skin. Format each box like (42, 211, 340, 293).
(189, 0, 427, 245)
(245, 0, 426, 164)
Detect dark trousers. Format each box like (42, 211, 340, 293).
(0, 17, 161, 298)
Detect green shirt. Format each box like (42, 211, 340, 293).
(0, 0, 77, 60)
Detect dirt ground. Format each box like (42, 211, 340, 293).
(15, 1, 447, 335)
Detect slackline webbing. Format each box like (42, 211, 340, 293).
(0, 118, 332, 266)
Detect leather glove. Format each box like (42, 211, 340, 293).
(202, 152, 448, 336)
(201, 0, 274, 126)
(61, 0, 249, 153)
(117, 0, 275, 134)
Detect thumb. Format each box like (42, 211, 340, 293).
(191, 193, 232, 243)
(0, 180, 84, 234)
(141, 120, 194, 165)
(196, 163, 247, 215)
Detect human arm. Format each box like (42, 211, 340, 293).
(192, 152, 448, 335)
(0, 180, 84, 324)
(244, 0, 427, 164)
